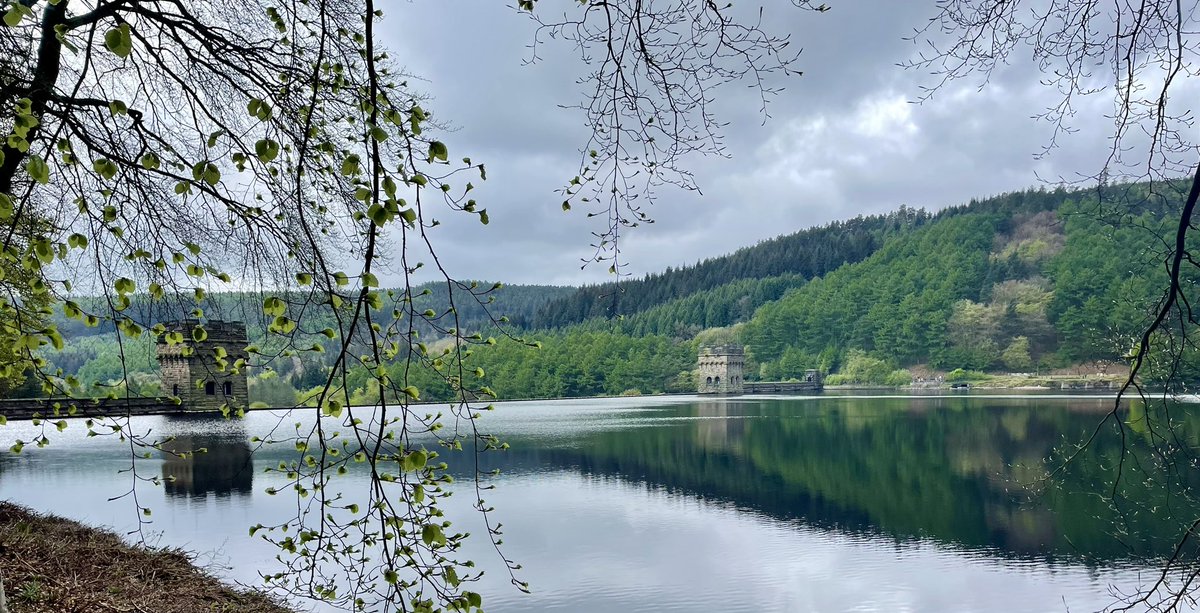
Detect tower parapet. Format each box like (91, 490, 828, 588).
(156, 319, 249, 411)
(697, 345, 745, 394)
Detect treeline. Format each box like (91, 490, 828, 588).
(246, 329, 695, 407)
(532, 206, 932, 328)
(35, 281, 573, 399)
(573, 274, 806, 338)
(393, 330, 694, 402)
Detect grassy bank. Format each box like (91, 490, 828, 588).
(0, 502, 293, 613)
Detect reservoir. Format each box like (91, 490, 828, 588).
(0, 393, 1191, 612)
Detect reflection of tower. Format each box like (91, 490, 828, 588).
(693, 401, 745, 450)
(697, 345, 744, 394)
(161, 434, 253, 499)
(157, 319, 249, 411)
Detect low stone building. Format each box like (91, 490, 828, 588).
(697, 345, 745, 394)
(157, 319, 249, 411)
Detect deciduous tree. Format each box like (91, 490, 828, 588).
(0, 1, 813, 610)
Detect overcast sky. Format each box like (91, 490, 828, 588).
(376, 2, 1125, 287)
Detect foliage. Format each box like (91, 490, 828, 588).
(742, 185, 1184, 380)
(945, 368, 988, 383)
(1000, 337, 1033, 372)
(577, 274, 807, 339)
(533, 207, 930, 328)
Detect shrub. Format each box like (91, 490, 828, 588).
(884, 369, 913, 386)
(946, 368, 989, 382)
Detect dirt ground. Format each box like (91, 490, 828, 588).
(0, 502, 295, 613)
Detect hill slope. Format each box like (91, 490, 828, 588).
(532, 207, 932, 328)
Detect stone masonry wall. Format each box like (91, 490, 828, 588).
(697, 345, 745, 394)
(157, 319, 249, 411)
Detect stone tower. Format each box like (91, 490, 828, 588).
(697, 345, 745, 394)
(157, 319, 249, 411)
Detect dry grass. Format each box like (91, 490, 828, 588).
(0, 502, 296, 613)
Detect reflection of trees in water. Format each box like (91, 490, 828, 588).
(161, 433, 253, 499)
(548, 397, 1200, 564)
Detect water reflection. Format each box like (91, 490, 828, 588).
(513, 396, 1200, 565)
(160, 421, 253, 500)
(0, 395, 1192, 612)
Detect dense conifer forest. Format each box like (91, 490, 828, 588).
(531, 206, 932, 328)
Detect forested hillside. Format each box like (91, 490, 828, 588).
(744, 183, 1183, 381)
(29, 182, 1193, 402)
(532, 207, 932, 328)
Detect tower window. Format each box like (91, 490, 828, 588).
(223, 381, 233, 396)
(204, 381, 216, 395)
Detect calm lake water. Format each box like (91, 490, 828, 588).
(1, 393, 1196, 612)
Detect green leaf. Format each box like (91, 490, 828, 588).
(428, 141, 448, 162)
(408, 449, 427, 470)
(192, 162, 220, 186)
(322, 399, 343, 418)
(368, 204, 389, 226)
(254, 139, 280, 162)
(93, 158, 118, 180)
(103, 23, 132, 59)
(25, 156, 49, 184)
(421, 523, 444, 546)
(246, 98, 272, 121)
(466, 592, 483, 608)
(363, 291, 381, 310)
(263, 296, 286, 317)
(3, 4, 28, 27)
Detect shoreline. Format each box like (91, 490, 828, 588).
(0, 373, 1138, 423)
(0, 502, 295, 613)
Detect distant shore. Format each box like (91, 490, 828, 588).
(0, 502, 294, 613)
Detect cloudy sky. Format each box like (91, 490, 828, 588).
(377, 1, 1125, 287)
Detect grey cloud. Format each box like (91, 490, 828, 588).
(377, 2, 1137, 287)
